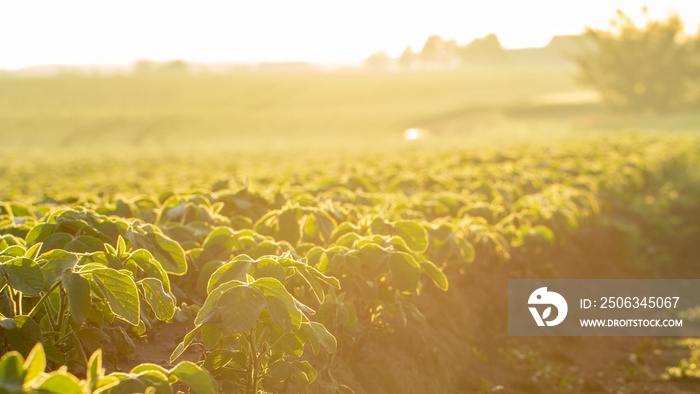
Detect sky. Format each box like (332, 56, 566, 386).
(1, 0, 700, 69)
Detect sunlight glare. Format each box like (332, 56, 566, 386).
(404, 128, 421, 141)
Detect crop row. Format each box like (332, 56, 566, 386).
(0, 137, 698, 393)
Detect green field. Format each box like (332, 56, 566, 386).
(2, 69, 700, 393)
(0, 68, 585, 154)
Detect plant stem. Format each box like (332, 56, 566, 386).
(56, 289, 66, 335)
(71, 331, 88, 366)
(27, 281, 61, 318)
(247, 330, 259, 394)
(13, 289, 22, 316)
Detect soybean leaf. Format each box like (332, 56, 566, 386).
(25, 223, 57, 247)
(216, 286, 266, 335)
(37, 373, 84, 394)
(292, 360, 317, 386)
(206, 259, 252, 294)
(203, 349, 245, 371)
(196, 281, 245, 326)
(140, 278, 175, 321)
(201, 323, 222, 348)
(419, 261, 448, 291)
(62, 270, 91, 324)
(268, 360, 294, 382)
(278, 209, 300, 245)
(89, 268, 140, 326)
(295, 265, 325, 303)
(130, 363, 168, 375)
(39, 233, 74, 253)
(0, 351, 23, 391)
(395, 221, 429, 252)
(128, 249, 170, 292)
(170, 324, 203, 363)
(24, 243, 42, 260)
(251, 278, 301, 332)
(37, 249, 78, 288)
(388, 252, 421, 293)
(249, 258, 286, 283)
(6, 316, 43, 357)
(3, 258, 45, 296)
(86, 348, 103, 392)
(0, 317, 16, 330)
(300, 322, 337, 355)
(152, 233, 188, 275)
(23, 342, 46, 383)
(169, 361, 219, 394)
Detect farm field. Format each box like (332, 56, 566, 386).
(2, 70, 700, 393)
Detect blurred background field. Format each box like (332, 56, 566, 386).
(3, 64, 700, 201)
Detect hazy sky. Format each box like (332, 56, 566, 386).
(1, 0, 700, 69)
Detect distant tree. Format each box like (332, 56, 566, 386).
(133, 59, 157, 74)
(398, 46, 417, 70)
(364, 51, 392, 70)
(458, 33, 508, 65)
(575, 9, 700, 112)
(133, 59, 190, 75)
(161, 60, 189, 74)
(418, 35, 460, 69)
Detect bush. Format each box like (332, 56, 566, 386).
(576, 9, 700, 112)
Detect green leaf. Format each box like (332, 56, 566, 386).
(1, 245, 25, 258)
(62, 270, 91, 324)
(267, 360, 294, 382)
(201, 227, 235, 251)
(89, 268, 140, 326)
(0, 317, 16, 330)
(153, 232, 188, 275)
(395, 221, 429, 252)
(38, 249, 78, 287)
(6, 316, 43, 357)
(25, 223, 57, 247)
(419, 261, 448, 291)
(23, 343, 46, 383)
(24, 243, 43, 260)
(250, 258, 286, 283)
(40, 233, 74, 253)
(206, 259, 252, 294)
(292, 360, 317, 386)
(278, 208, 300, 245)
(3, 257, 45, 296)
(104, 377, 149, 394)
(195, 281, 244, 326)
(250, 278, 301, 332)
(0, 351, 24, 391)
(296, 265, 325, 303)
(116, 235, 127, 257)
(169, 361, 219, 394)
(86, 348, 103, 392)
(200, 323, 222, 348)
(216, 286, 266, 335)
(203, 349, 244, 371)
(77, 327, 112, 355)
(300, 322, 337, 355)
(389, 252, 421, 293)
(128, 249, 170, 292)
(130, 363, 168, 375)
(170, 325, 203, 363)
(112, 326, 136, 355)
(140, 278, 175, 321)
(37, 372, 84, 394)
